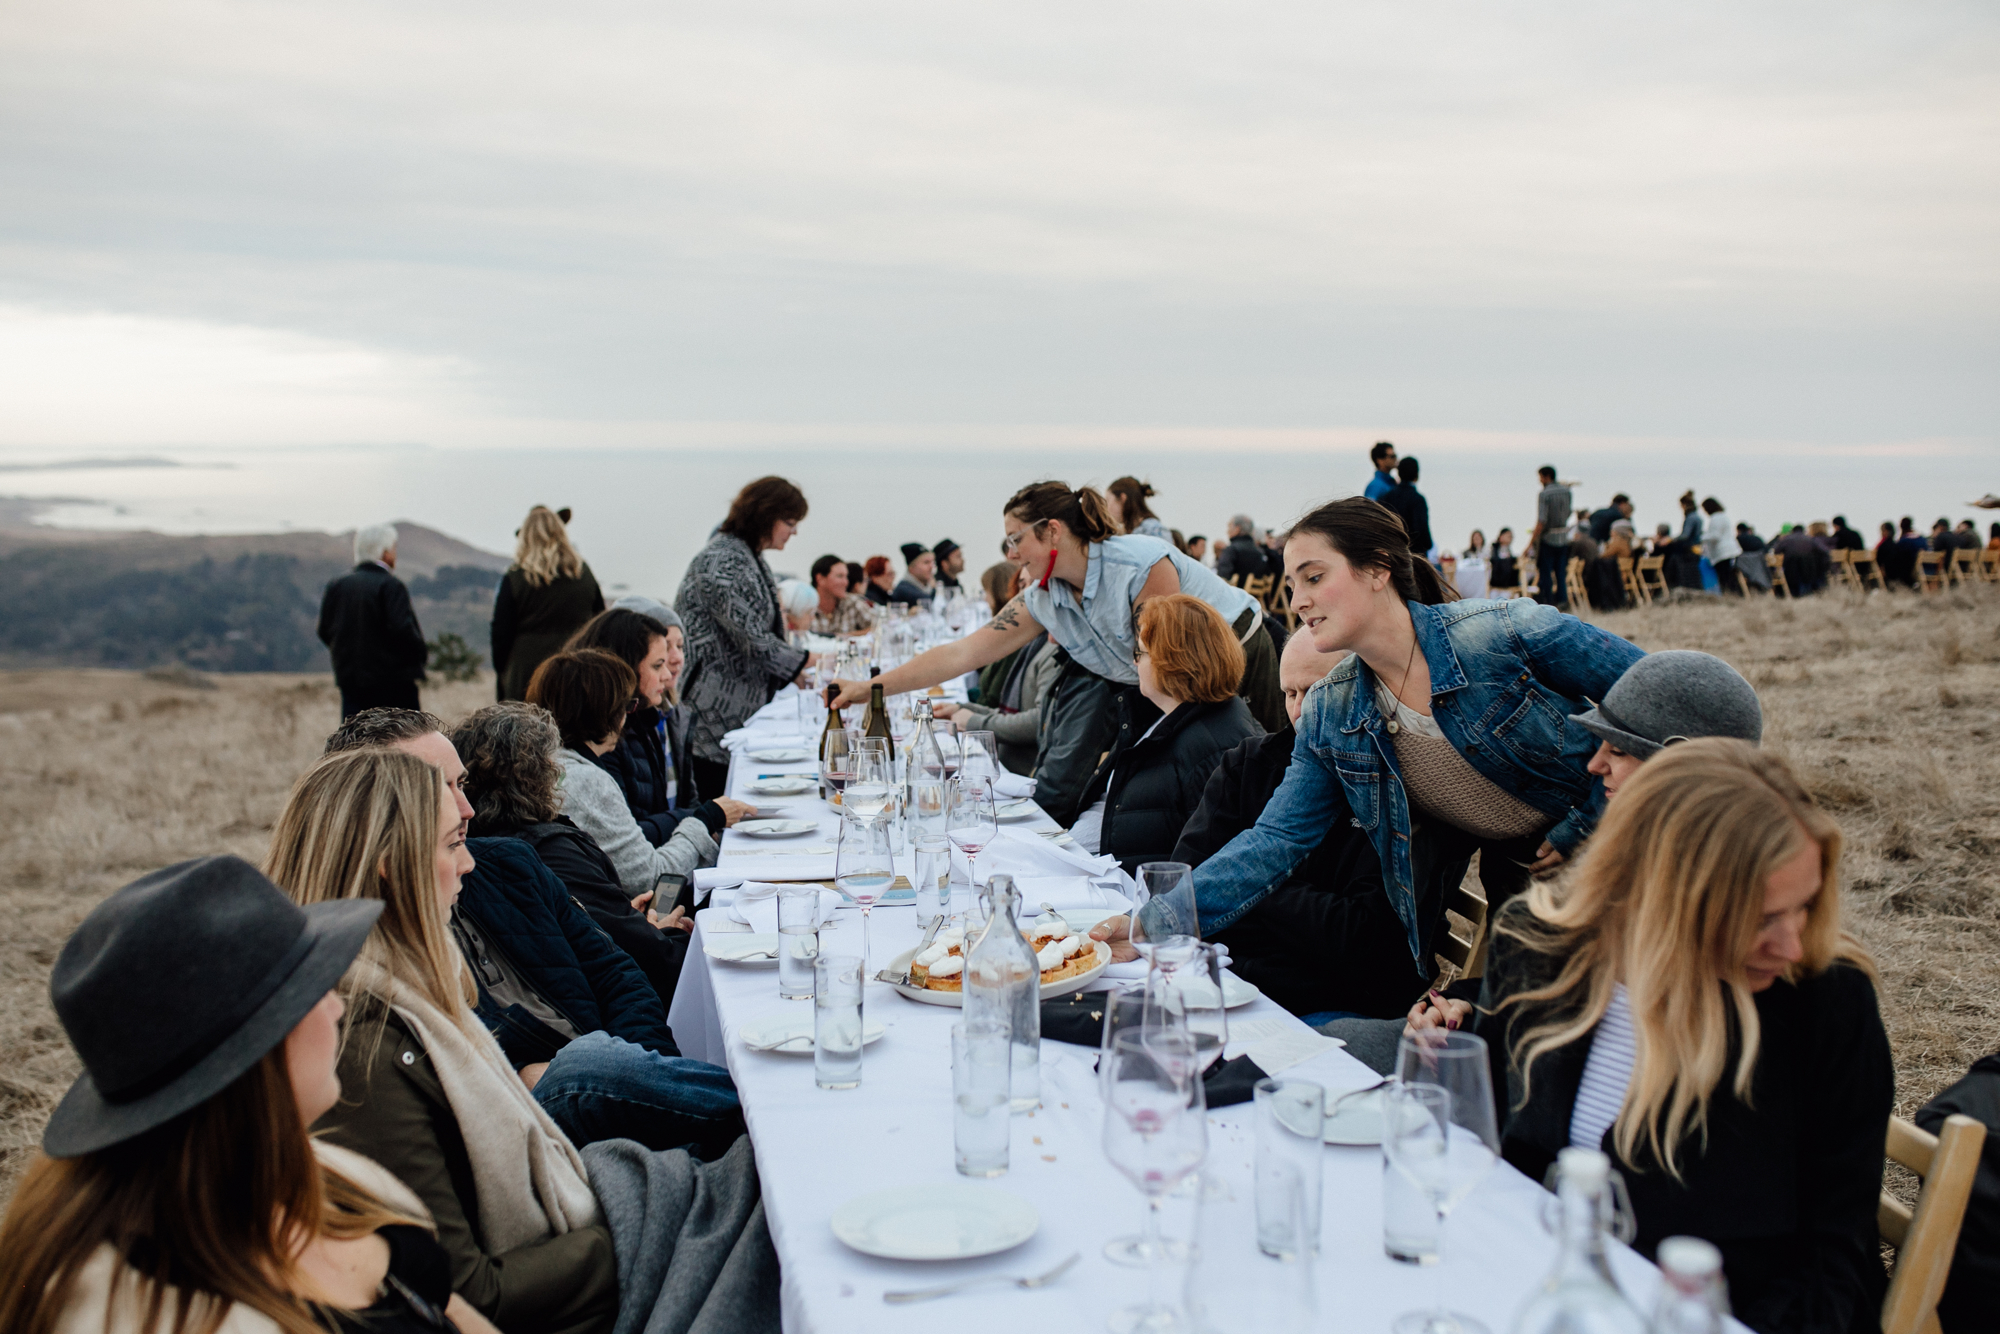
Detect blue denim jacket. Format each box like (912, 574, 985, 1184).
(1165, 598, 1646, 967)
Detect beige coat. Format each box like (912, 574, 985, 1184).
(55, 1142, 425, 1334)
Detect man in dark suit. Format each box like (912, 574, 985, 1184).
(316, 522, 428, 718)
(1380, 456, 1433, 556)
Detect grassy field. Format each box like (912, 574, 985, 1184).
(1, 588, 1997, 1205)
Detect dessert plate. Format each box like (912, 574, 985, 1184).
(739, 1012, 886, 1053)
(831, 1184, 1038, 1261)
(1323, 1084, 1389, 1146)
(747, 747, 811, 763)
(1174, 974, 1263, 1010)
(702, 933, 780, 965)
(736, 819, 819, 838)
(994, 801, 1041, 823)
(750, 775, 816, 795)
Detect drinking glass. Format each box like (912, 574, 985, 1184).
(1102, 1029, 1208, 1333)
(957, 729, 1000, 788)
(1390, 1031, 1502, 1334)
(947, 780, 998, 891)
(1254, 1078, 1325, 1260)
(952, 1019, 1012, 1177)
(820, 726, 858, 808)
(1131, 862, 1197, 961)
(907, 777, 949, 842)
(776, 885, 821, 1000)
(1169, 942, 1230, 1072)
(1100, 982, 1175, 1269)
(845, 741, 894, 826)
(834, 813, 894, 971)
(912, 834, 950, 921)
(812, 954, 864, 1090)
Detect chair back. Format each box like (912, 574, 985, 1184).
(1980, 548, 2000, 583)
(1565, 556, 1588, 615)
(1880, 1112, 1985, 1334)
(1762, 551, 1793, 599)
(1917, 551, 1947, 594)
(1634, 555, 1668, 602)
(1949, 549, 1978, 586)
(1434, 877, 1491, 983)
(1850, 549, 1889, 593)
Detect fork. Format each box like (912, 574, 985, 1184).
(881, 1252, 1080, 1304)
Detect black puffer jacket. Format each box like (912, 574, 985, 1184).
(594, 704, 725, 845)
(1172, 727, 1420, 1019)
(469, 813, 691, 1014)
(1079, 693, 1261, 874)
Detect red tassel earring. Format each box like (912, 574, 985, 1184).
(1039, 549, 1058, 590)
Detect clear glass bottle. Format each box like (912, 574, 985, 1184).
(1652, 1236, 1728, 1334)
(1510, 1148, 1648, 1334)
(906, 705, 950, 786)
(963, 873, 1040, 1112)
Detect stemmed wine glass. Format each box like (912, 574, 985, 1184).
(947, 779, 998, 895)
(1390, 1030, 1501, 1334)
(845, 740, 893, 828)
(1130, 862, 1197, 962)
(833, 811, 894, 972)
(1101, 1028, 1207, 1333)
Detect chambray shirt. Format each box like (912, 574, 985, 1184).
(1022, 535, 1259, 685)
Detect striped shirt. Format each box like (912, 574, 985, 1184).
(1569, 982, 1638, 1150)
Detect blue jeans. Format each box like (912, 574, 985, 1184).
(534, 1031, 745, 1160)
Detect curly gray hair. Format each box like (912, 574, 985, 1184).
(448, 702, 564, 832)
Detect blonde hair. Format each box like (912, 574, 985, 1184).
(1495, 739, 1871, 1177)
(263, 749, 478, 1044)
(512, 505, 584, 587)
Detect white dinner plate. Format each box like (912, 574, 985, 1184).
(1323, 1084, 1389, 1146)
(738, 1012, 887, 1054)
(994, 801, 1040, 823)
(736, 819, 820, 838)
(702, 933, 780, 965)
(750, 775, 816, 795)
(882, 941, 1110, 1007)
(747, 747, 811, 763)
(1174, 974, 1264, 1010)
(831, 1184, 1039, 1261)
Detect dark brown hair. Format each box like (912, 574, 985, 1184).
(1137, 594, 1243, 704)
(526, 648, 638, 751)
(979, 561, 1017, 614)
(1003, 481, 1118, 545)
(1107, 476, 1158, 531)
(451, 702, 565, 831)
(566, 607, 671, 671)
(1285, 498, 1459, 606)
(0, 1050, 417, 1334)
(718, 476, 808, 547)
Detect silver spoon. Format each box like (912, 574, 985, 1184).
(882, 1252, 1081, 1304)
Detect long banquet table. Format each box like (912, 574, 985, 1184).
(667, 685, 1699, 1334)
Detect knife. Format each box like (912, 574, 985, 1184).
(878, 913, 947, 987)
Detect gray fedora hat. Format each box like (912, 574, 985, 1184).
(1571, 650, 1762, 761)
(43, 855, 380, 1157)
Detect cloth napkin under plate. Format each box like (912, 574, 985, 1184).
(694, 855, 838, 890)
(992, 773, 1037, 799)
(724, 881, 843, 935)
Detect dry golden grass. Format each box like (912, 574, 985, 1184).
(0, 588, 1996, 1208)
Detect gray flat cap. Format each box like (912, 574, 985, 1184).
(1571, 650, 1762, 760)
(611, 594, 681, 632)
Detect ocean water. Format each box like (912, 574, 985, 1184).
(5, 443, 1990, 595)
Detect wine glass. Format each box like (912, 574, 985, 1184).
(947, 780, 998, 891)
(845, 740, 893, 827)
(1179, 942, 1229, 1073)
(834, 812, 894, 972)
(957, 729, 1000, 789)
(820, 726, 859, 808)
(1102, 1028, 1207, 1332)
(1391, 1030, 1501, 1334)
(1100, 985, 1187, 1269)
(1130, 862, 1197, 962)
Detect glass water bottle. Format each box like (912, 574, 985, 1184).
(963, 873, 1041, 1111)
(1510, 1148, 1648, 1334)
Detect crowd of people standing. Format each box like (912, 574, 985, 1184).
(5, 461, 1996, 1334)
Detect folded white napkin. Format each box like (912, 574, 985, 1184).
(1097, 943, 1233, 982)
(992, 773, 1037, 799)
(1009, 876, 1130, 919)
(725, 881, 842, 934)
(694, 856, 838, 890)
(953, 826, 1117, 884)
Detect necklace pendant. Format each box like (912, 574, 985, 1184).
(1386, 719, 1401, 735)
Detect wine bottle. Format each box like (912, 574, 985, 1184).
(819, 683, 850, 806)
(862, 682, 893, 741)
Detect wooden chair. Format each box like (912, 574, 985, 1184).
(1565, 556, 1589, 616)
(1759, 551, 1792, 599)
(1241, 573, 1277, 607)
(1633, 555, 1668, 604)
(1981, 548, 2000, 583)
(1880, 1112, 1985, 1334)
(1950, 550, 1979, 588)
(1846, 548, 1889, 593)
(1434, 877, 1491, 985)
(1916, 551, 1947, 595)
(1616, 556, 1647, 607)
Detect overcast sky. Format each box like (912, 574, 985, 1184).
(0, 0, 1994, 567)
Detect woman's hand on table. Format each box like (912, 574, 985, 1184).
(715, 797, 755, 826)
(1088, 914, 1141, 963)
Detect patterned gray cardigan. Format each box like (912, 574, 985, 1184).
(675, 533, 811, 763)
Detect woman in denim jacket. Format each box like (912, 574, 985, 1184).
(1132, 497, 1645, 980)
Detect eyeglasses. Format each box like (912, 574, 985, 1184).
(1002, 530, 1025, 554)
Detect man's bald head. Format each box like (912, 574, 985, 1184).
(1280, 627, 1348, 726)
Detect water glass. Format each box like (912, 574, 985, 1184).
(1383, 1082, 1452, 1264)
(952, 1019, 1012, 1177)
(907, 777, 949, 842)
(834, 813, 895, 971)
(1254, 1078, 1325, 1260)
(1389, 1030, 1501, 1333)
(777, 885, 821, 1001)
(812, 954, 864, 1090)
(1132, 861, 1197, 958)
(912, 835, 950, 920)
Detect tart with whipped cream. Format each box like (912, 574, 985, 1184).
(909, 926, 1099, 993)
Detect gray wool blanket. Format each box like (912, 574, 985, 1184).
(581, 1136, 781, 1334)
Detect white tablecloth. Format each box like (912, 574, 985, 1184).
(667, 687, 1697, 1334)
